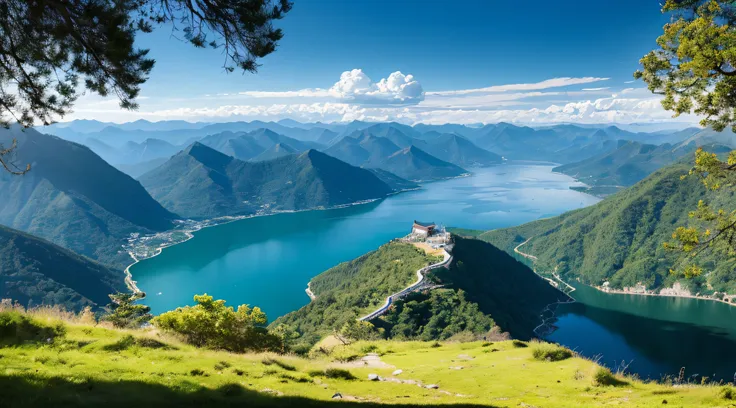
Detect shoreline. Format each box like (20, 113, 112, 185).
(588, 282, 736, 307)
(514, 236, 736, 310)
(120, 196, 403, 294)
(305, 281, 316, 301)
(120, 169, 487, 295)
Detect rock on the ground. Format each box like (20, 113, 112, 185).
(368, 374, 380, 381)
(332, 393, 343, 399)
(392, 369, 403, 376)
(425, 384, 439, 389)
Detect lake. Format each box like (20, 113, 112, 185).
(130, 163, 736, 380)
(547, 283, 736, 381)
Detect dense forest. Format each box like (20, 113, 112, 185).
(481, 163, 736, 295)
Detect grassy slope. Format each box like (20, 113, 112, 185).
(0, 313, 728, 407)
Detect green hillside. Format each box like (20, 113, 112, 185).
(139, 143, 394, 219)
(0, 126, 176, 267)
(273, 237, 567, 349)
(0, 308, 728, 407)
(272, 242, 435, 347)
(554, 140, 733, 194)
(0, 225, 125, 311)
(481, 163, 736, 295)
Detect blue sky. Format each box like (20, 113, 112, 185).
(70, 0, 695, 126)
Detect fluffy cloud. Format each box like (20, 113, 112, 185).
(330, 69, 424, 104)
(236, 69, 424, 104)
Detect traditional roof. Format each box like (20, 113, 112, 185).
(413, 220, 436, 228)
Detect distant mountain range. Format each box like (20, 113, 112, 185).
(85, 137, 186, 166)
(377, 145, 468, 181)
(0, 224, 125, 311)
(554, 131, 736, 195)
(138, 143, 397, 219)
(553, 140, 688, 192)
(0, 126, 176, 267)
(199, 128, 322, 161)
(40, 120, 701, 165)
(322, 127, 495, 181)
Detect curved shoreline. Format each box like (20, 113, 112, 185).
(121, 197, 393, 294)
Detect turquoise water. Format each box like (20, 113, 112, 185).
(131, 163, 736, 380)
(132, 164, 599, 318)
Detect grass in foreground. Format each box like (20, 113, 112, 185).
(0, 311, 733, 407)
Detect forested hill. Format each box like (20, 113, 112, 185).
(481, 163, 736, 295)
(0, 126, 176, 267)
(553, 140, 733, 194)
(273, 237, 567, 349)
(271, 242, 435, 348)
(0, 224, 125, 311)
(139, 143, 395, 219)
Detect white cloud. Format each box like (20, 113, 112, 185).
(427, 77, 609, 96)
(64, 72, 700, 127)
(326, 69, 425, 104)
(234, 69, 424, 104)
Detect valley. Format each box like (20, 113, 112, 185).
(3, 118, 736, 385)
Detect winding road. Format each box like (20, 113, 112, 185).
(358, 248, 452, 322)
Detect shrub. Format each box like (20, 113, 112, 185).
(0, 311, 65, 345)
(261, 357, 296, 371)
(103, 335, 136, 351)
(339, 320, 382, 342)
(360, 344, 379, 354)
(720, 386, 735, 400)
(101, 293, 152, 329)
(512, 340, 528, 348)
(214, 361, 232, 371)
(531, 342, 573, 362)
(218, 383, 243, 397)
(308, 368, 357, 380)
(103, 335, 174, 352)
(592, 367, 627, 387)
(152, 294, 281, 353)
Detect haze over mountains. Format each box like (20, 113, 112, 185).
(0, 126, 175, 267)
(2, 118, 731, 311)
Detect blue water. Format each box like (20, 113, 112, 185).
(130, 163, 736, 381)
(131, 164, 599, 317)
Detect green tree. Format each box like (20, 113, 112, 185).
(635, 1, 736, 132)
(638, 1, 736, 278)
(0, 0, 291, 172)
(338, 320, 382, 342)
(270, 323, 300, 353)
(102, 292, 152, 328)
(152, 294, 280, 353)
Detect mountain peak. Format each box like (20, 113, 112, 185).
(183, 142, 233, 165)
